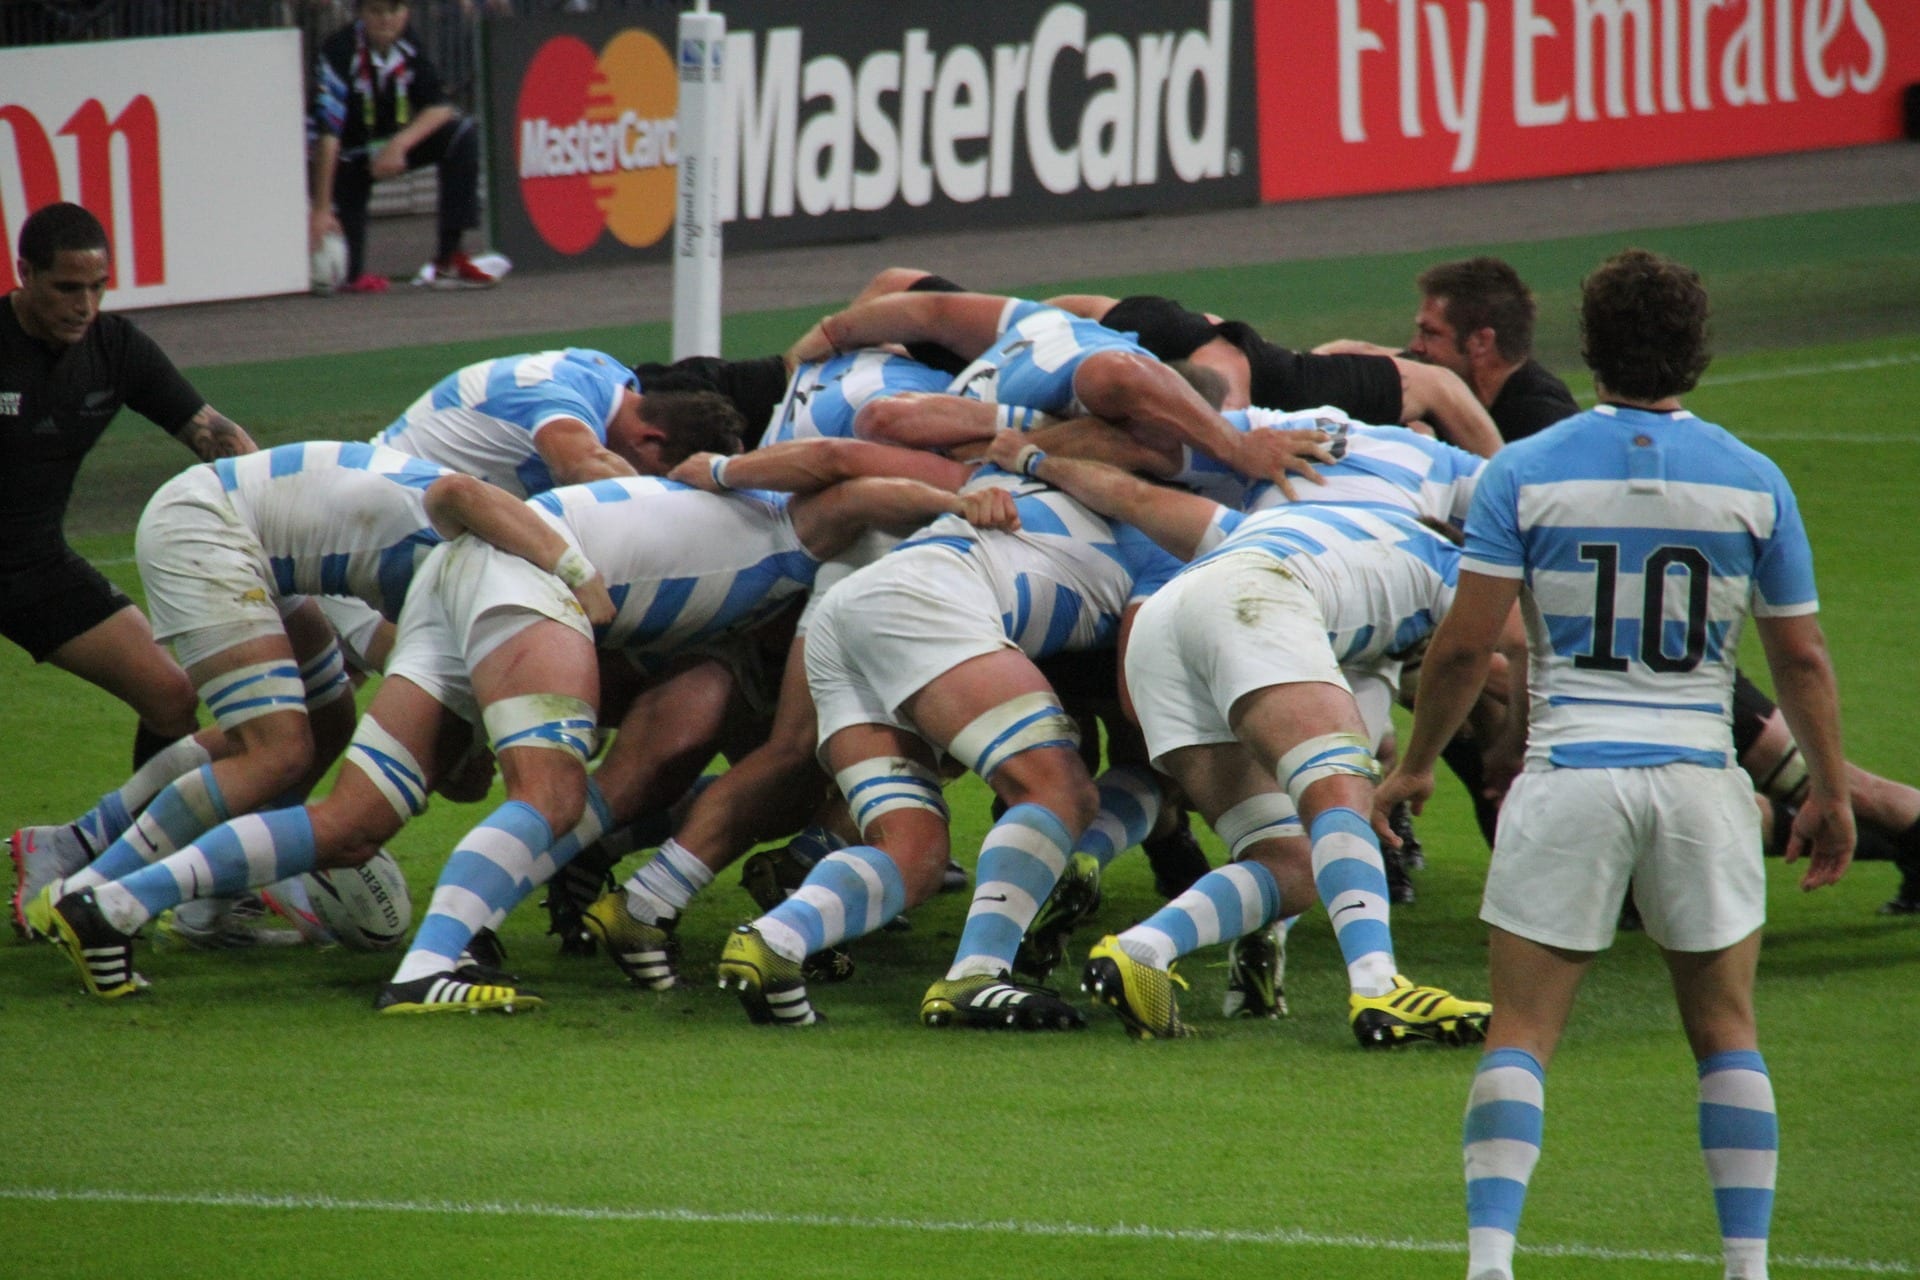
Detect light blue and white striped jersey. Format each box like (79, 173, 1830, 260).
(530, 477, 818, 659)
(1194, 502, 1461, 668)
(213, 441, 451, 619)
(1174, 406, 1485, 524)
(947, 299, 1149, 414)
(1464, 405, 1818, 770)
(758, 349, 953, 449)
(896, 468, 1183, 660)
(374, 348, 636, 498)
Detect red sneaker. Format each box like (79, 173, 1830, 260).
(338, 273, 390, 294)
(431, 250, 499, 290)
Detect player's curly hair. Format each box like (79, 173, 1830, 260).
(639, 390, 746, 465)
(17, 202, 109, 271)
(1417, 257, 1535, 362)
(1579, 249, 1711, 401)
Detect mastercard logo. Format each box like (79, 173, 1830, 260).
(515, 29, 678, 254)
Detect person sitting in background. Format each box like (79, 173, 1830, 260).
(308, 0, 496, 293)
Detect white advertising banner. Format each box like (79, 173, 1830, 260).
(0, 30, 307, 307)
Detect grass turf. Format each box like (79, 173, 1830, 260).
(3, 203, 1917, 1278)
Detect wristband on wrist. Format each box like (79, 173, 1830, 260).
(1012, 444, 1047, 478)
(552, 546, 595, 589)
(709, 454, 735, 491)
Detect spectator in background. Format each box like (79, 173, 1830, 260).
(308, 0, 496, 292)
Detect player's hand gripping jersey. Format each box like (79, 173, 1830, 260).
(529, 477, 818, 659)
(1462, 405, 1819, 769)
(759, 349, 953, 448)
(1175, 407, 1484, 526)
(895, 467, 1181, 659)
(375, 348, 635, 497)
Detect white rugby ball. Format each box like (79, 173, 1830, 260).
(293, 850, 413, 951)
(310, 230, 350, 294)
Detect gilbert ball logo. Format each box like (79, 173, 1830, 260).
(515, 29, 678, 255)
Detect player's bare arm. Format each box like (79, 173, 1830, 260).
(177, 405, 258, 459)
(787, 475, 1017, 561)
(987, 431, 1218, 562)
(853, 392, 1015, 453)
(1312, 338, 1401, 357)
(1755, 611, 1856, 889)
(1025, 416, 1180, 476)
(789, 291, 1008, 365)
(670, 436, 972, 494)
(536, 416, 639, 485)
(1395, 358, 1503, 457)
(421, 473, 614, 624)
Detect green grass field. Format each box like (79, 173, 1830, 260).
(3, 203, 1918, 1279)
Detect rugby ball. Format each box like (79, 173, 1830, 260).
(269, 850, 412, 951)
(310, 231, 350, 295)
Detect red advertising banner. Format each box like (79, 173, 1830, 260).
(1254, 0, 1919, 202)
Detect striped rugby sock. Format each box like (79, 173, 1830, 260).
(1464, 1047, 1545, 1280)
(1699, 1049, 1777, 1280)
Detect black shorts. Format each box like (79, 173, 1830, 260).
(0, 547, 134, 662)
(1731, 669, 1777, 757)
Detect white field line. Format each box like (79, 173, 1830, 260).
(1, 1187, 1913, 1275)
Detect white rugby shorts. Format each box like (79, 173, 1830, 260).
(136, 467, 302, 668)
(383, 535, 592, 726)
(806, 543, 1015, 748)
(1483, 763, 1765, 953)
(1124, 551, 1350, 765)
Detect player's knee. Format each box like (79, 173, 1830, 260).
(235, 717, 318, 798)
(835, 756, 947, 842)
(994, 755, 1098, 833)
(507, 768, 587, 840)
(132, 665, 200, 734)
(1275, 732, 1380, 813)
(947, 691, 1081, 783)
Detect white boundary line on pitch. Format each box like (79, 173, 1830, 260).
(2, 1187, 1914, 1275)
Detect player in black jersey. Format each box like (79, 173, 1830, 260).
(1316, 256, 1580, 443)
(2, 203, 257, 766)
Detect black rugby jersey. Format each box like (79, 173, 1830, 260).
(0, 297, 203, 569)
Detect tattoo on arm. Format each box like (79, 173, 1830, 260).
(179, 406, 259, 460)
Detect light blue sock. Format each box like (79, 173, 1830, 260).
(1464, 1047, 1546, 1280)
(947, 802, 1074, 980)
(93, 806, 318, 935)
(1073, 765, 1159, 869)
(1309, 805, 1396, 997)
(1698, 1049, 1777, 1279)
(1118, 860, 1279, 969)
(67, 764, 231, 890)
(758, 845, 907, 963)
(394, 801, 553, 982)
(72, 735, 214, 857)
(524, 782, 613, 899)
